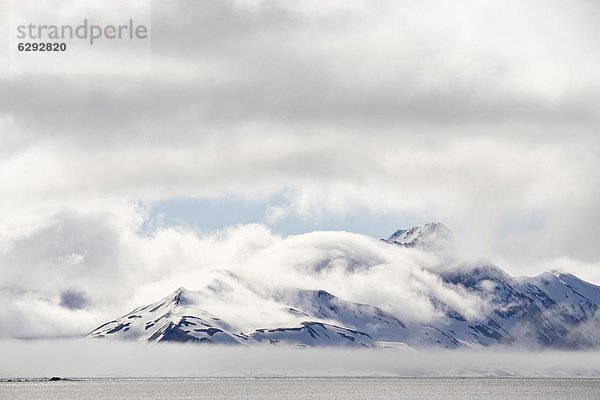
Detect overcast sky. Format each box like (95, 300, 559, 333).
(0, 0, 599, 338)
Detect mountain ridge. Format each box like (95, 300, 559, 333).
(87, 223, 600, 350)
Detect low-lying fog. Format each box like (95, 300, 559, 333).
(1, 340, 600, 379)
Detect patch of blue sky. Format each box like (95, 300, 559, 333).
(139, 194, 427, 239)
(499, 211, 544, 237)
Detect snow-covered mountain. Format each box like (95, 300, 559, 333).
(386, 222, 454, 250)
(88, 223, 600, 349)
(441, 266, 600, 349)
(87, 288, 250, 345)
(88, 286, 378, 347)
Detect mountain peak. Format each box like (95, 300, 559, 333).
(170, 287, 196, 306)
(386, 222, 453, 249)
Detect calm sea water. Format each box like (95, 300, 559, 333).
(1, 377, 599, 399)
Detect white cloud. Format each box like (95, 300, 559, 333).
(264, 206, 286, 224)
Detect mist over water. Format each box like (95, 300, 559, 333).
(2, 340, 600, 379)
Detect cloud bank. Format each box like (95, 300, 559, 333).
(0, 205, 486, 338)
(2, 341, 600, 378)
(1, 0, 599, 276)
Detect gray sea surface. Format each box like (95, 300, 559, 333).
(1, 377, 599, 400)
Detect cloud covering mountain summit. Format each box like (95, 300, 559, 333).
(85, 223, 600, 350)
